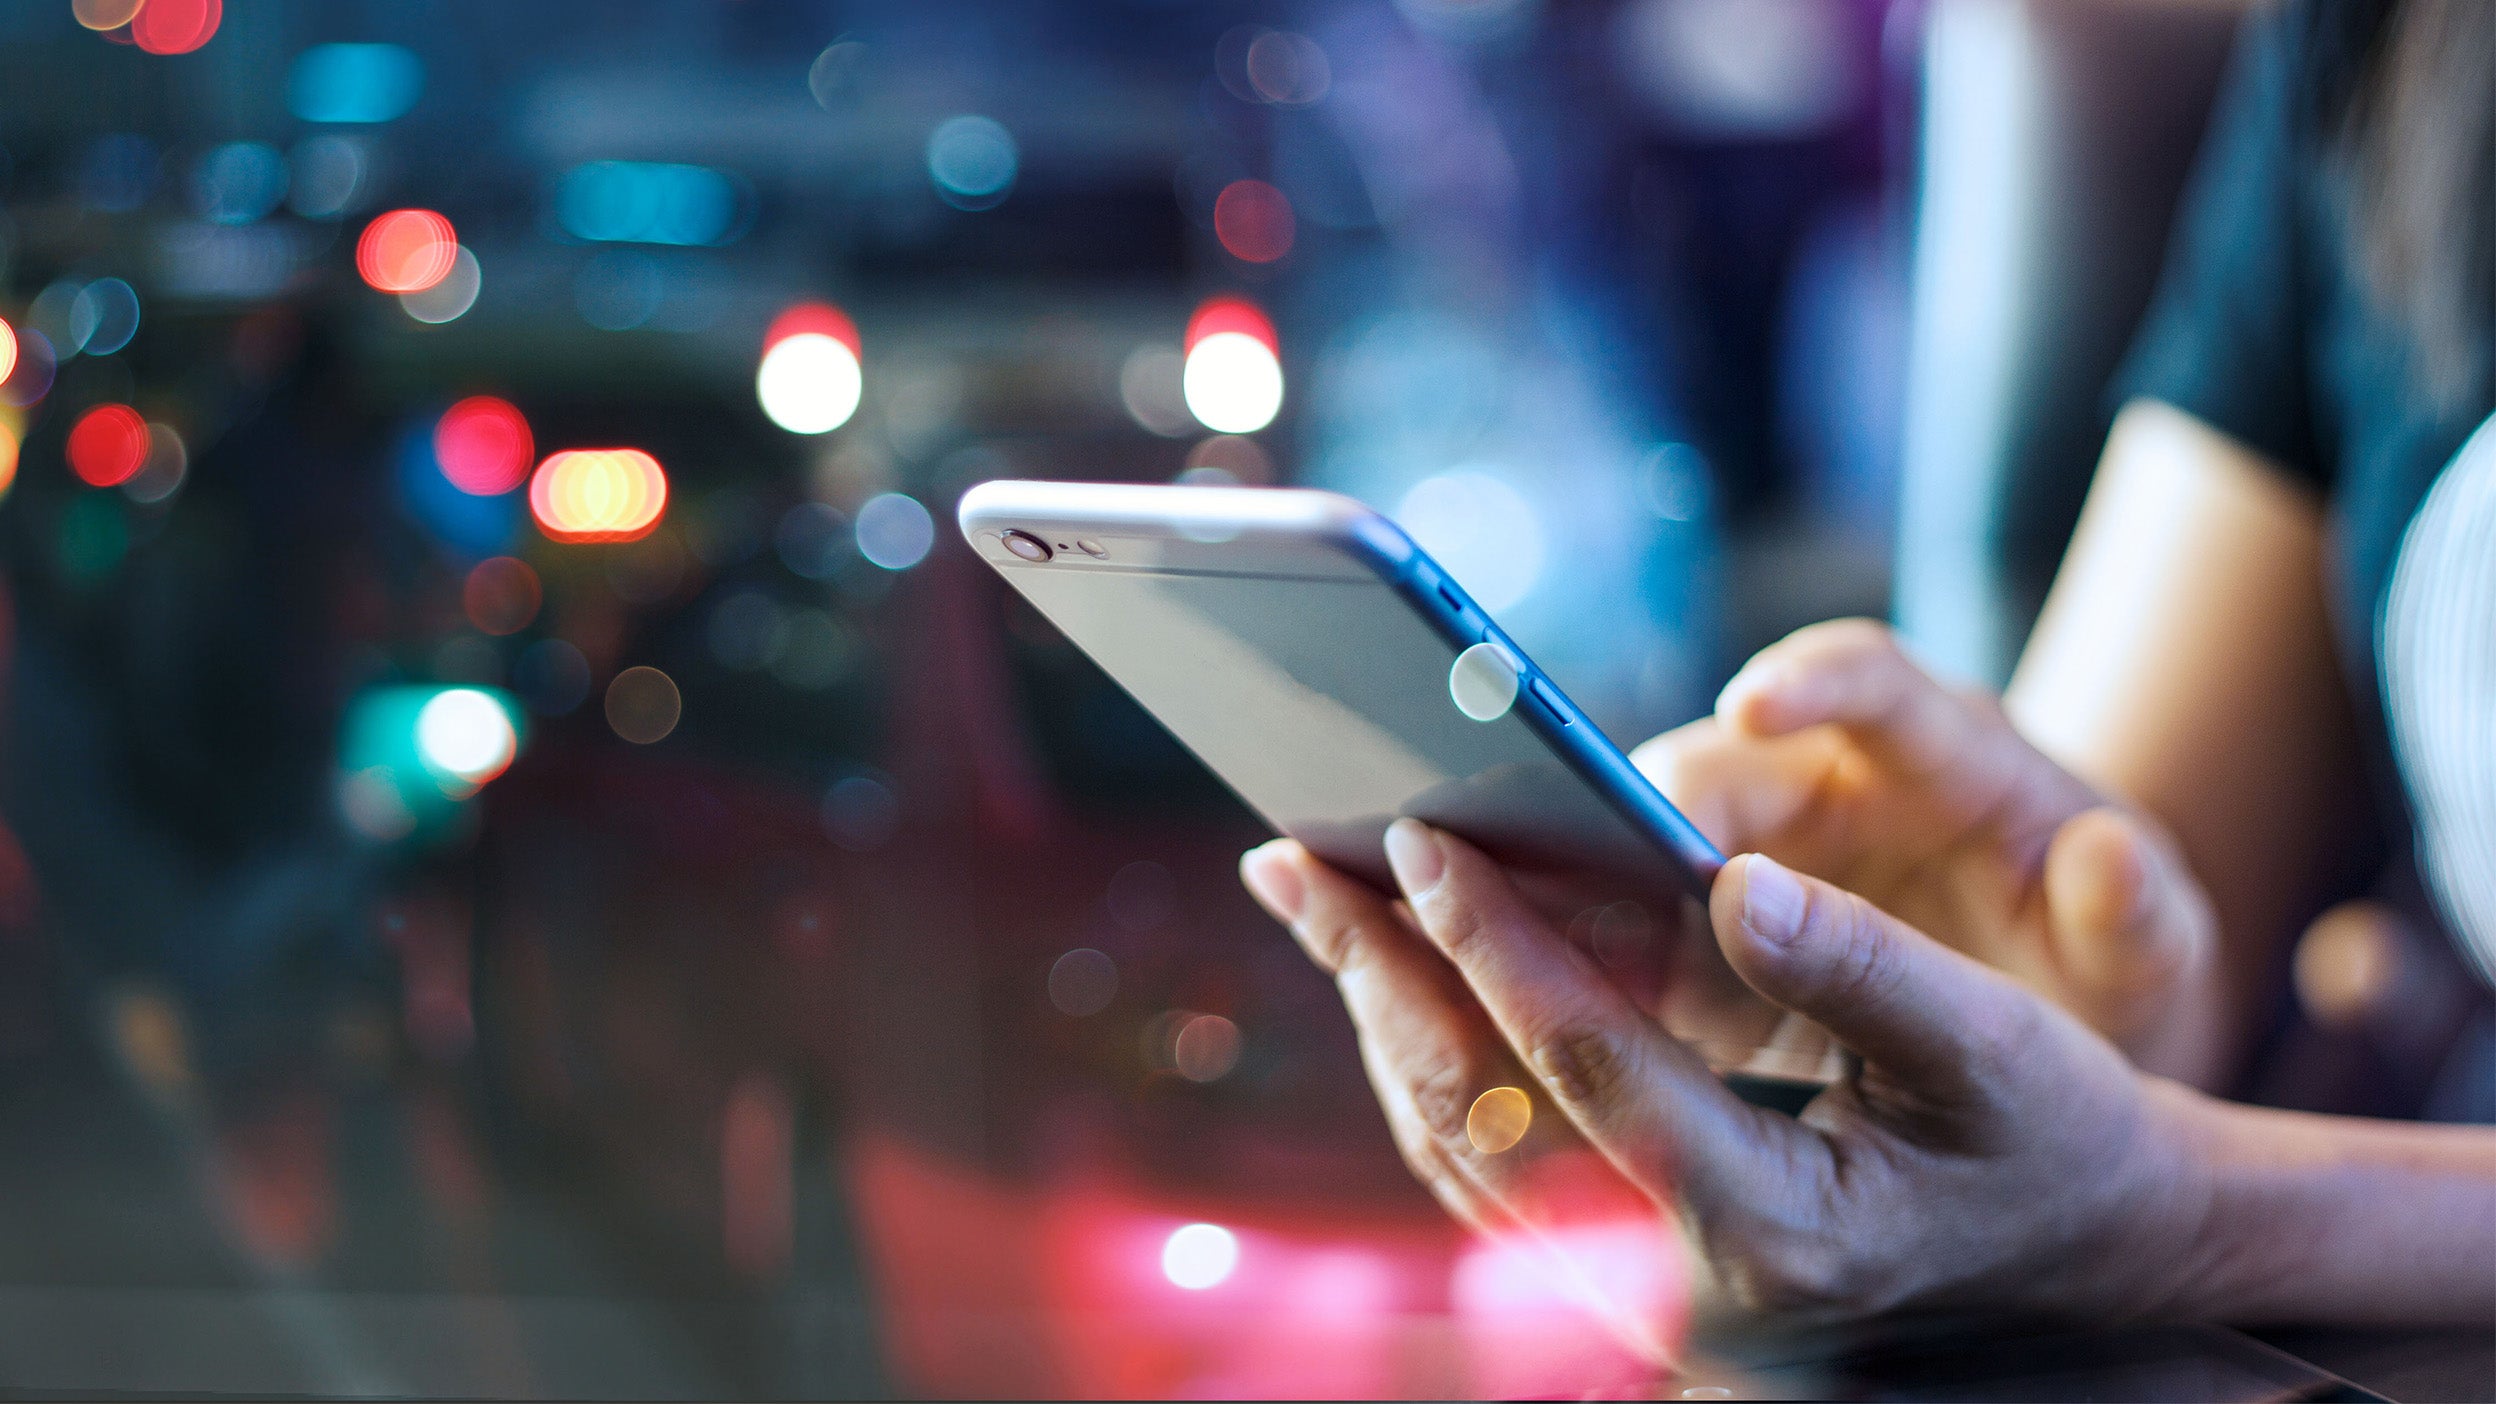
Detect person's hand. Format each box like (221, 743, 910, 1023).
(1633, 620, 2220, 1076)
(1241, 822, 2219, 1346)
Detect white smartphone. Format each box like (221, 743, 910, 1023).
(957, 479, 1836, 1105)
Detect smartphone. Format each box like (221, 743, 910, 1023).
(958, 479, 1835, 1105)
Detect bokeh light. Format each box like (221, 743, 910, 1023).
(556, 161, 744, 246)
(822, 773, 899, 850)
(1466, 1086, 1533, 1154)
(0, 422, 19, 502)
(67, 404, 149, 487)
(1397, 469, 1546, 613)
(854, 492, 933, 570)
(130, 0, 222, 55)
(68, 278, 141, 356)
(71, 0, 143, 31)
(1162, 1223, 1239, 1291)
(122, 422, 187, 504)
(1047, 948, 1118, 1017)
(1182, 434, 1275, 486)
(1213, 180, 1295, 263)
(529, 448, 667, 543)
(756, 327, 862, 435)
(1182, 306, 1285, 436)
(1, 331, 57, 409)
(1172, 1013, 1242, 1082)
(433, 397, 533, 495)
(356, 209, 458, 294)
(287, 135, 368, 218)
(190, 142, 288, 225)
(415, 688, 518, 791)
(288, 43, 423, 124)
(1245, 30, 1332, 105)
(604, 666, 681, 744)
(925, 115, 1018, 211)
(514, 638, 592, 716)
(1185, 295, 1278, 353)
(0, 319, 15, 384)
(764, 301, 859, 354)
(397, 420, 519, 556)
(1118, 344, 1192, 436)
(462, 557, 542, 636)
(400, 246, 481, 323)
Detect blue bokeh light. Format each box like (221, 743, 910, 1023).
(289, 44, 425, 124)
(555, 161, 745, 246)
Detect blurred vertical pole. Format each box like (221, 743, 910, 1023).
(1893, 0, 2038, 686)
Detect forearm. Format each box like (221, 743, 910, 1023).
(2013, 403, 2363, 1087)
(2158, 1083, 2496, 1323)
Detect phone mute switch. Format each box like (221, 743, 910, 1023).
(1527, 678, 1569, 726)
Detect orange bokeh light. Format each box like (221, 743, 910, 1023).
(0, 423, 19, 501)
(1213, 180, 1295, 264)
(67, 404, 150, 487)
(357, 210, 459, 294)
(72, 0, 143, 30)
(0, 318, 17, 385)
(1184, 295, 1278, 354)
(434, 396, 534, 495)
(131, 0, 221, 54)
(763, 301, 860, 357)
(529, 448, 668, 543)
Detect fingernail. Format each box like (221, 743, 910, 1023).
(1383, 818, 1445, 895)
(1740, 855, 1806, 947)
(1239, 845, 1306, 923)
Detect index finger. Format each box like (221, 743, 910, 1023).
(1381, 819, 1804, 1210)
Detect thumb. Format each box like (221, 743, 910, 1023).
(2043, 807, 2207, 1025)
(1710, 854, 2034, 1102)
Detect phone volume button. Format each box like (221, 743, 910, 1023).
(1527, 678, 1569, 726)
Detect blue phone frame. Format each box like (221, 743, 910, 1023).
(1336, 511, 1728, 903)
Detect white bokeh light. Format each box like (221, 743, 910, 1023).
(1181, 332, 1283, 434)
(1161, 1222, 1239, 1291)
(416, 688, 517, 787)
(400, 245, 481, 324)
(756, 332, 863, 434)
(855, 492, 935, 570)
(1397, 469, 1547, 614)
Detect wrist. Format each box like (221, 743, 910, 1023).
(2125, 1075, 2234, 1319)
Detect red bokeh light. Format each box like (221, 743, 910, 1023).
(433, 396, 534, 495)
(461, 556, 543, 636)
(131, 0, 221, 54)
(1213, 180, 1295, 264)
(530, 448, 668, 543)
(1184, 296, 1278, 355)
(67, 404, 150, 487)
(763, 301, 861, 357)
(357, 210, 459, 294)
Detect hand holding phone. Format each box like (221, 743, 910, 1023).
(959, 479, 1838, 1098)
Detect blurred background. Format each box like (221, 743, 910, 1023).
(0, 0, 2289, 1396)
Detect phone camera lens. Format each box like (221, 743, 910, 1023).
(1075, 539, 1108, 559)
(1001, 530, 1053, 563)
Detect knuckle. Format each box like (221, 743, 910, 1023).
(1726, 1234, 1879, 1315)
(1803, 894, 1905, 1012)
(1420, 894, 1500, 965)
(1408, 1055, 1488, 1155)
(1955, 990, 2043, 1100)
(1525, 1016, 1638, 1114)
(1797, 617, 1898, 670)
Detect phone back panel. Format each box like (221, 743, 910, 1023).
(957, 481, 1716, 898)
